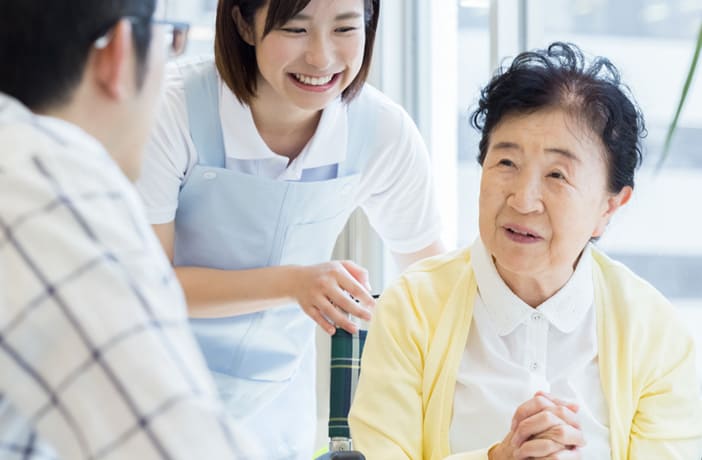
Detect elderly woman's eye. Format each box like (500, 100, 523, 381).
(498, 159, 515, 167)
(548, 171, 566, 180)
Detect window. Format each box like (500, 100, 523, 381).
(166, 0, 216, 58)
(536, 0, 702, 298)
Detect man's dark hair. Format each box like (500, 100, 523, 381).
(471, 42, 646, 193)
(0, 0, 156, 111)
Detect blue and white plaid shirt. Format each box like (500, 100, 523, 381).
(0, 93, 244, 459)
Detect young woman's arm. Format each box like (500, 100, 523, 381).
(153, 222, 375, 334)
(392, 240, 446, 271)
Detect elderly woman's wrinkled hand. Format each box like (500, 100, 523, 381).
(489, 392, 585, 460)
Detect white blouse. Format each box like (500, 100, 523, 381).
(450, 239, 611, 458)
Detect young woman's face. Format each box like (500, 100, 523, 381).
(248, 0, 366, 113)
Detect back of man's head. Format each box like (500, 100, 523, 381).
(0, 0, 156, 112)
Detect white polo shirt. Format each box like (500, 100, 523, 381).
(450, 239, 611, 458)
(136, 63, 442, 254)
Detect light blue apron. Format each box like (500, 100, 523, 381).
(173, 61, 375, 459)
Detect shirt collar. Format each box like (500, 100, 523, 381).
(218, 81, 348, 180)
(34, 114, 109, 159)
(0, 93, 109, 160)
(0, 92, 32, 124)
(471, 238, 594, 336)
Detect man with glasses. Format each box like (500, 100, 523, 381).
(0, 1, 246, 458)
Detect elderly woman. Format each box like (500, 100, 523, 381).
(348, 42, 702, 460)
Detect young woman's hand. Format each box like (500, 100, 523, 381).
(290, 260, 376, 335)
(488, 392, 585, 460)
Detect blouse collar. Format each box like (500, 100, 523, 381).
(471, 237, 595, 336)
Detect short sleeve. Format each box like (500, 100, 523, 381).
(135, 66, 197, 224)
(355, 93, 443, 254)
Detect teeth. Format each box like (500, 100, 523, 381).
(294, 73, 334, 86)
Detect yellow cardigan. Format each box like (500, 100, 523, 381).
(349, 247, 702, 459)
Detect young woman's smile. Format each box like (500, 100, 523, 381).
(288, 71, 343, 92)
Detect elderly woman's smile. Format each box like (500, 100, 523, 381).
(478, 108, 631, 307)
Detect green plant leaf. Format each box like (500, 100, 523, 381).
(658, 21, 702, 170)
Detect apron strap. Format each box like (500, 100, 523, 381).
(337, 86, 377, 176)
(182, 60, 226, 168)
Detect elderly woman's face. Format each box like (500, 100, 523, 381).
(478, 108, 631, 285)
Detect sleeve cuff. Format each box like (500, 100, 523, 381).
(144, 207, 177, 225)
(384, 222, 443, 255)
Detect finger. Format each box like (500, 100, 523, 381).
(512, 406, 580, 447)
(536, 447, 582, 460)
(511, 394, 558, 431)
(512, 408, 581, 447)
(545, 403, 581, 429)
(333, 265, 375, 310)
(535, 391, 579, 413)
(340, 260, 373, 292)
(301, 304, 336, 335)
(515, 437, 564, 459)
(533, 423, 586, 448)
(511, 395, 580, 434)
(315, 295, 359, 334)
(327, 286, 372, 322)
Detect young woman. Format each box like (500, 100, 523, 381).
(136, 0, 444, 457)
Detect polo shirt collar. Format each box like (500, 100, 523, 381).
(0, 93, 107, 160)
(218, 81, 348, 178)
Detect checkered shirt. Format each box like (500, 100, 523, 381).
(0, 93, 242, 459)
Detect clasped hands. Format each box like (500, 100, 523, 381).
(489, 391, 585, 460)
